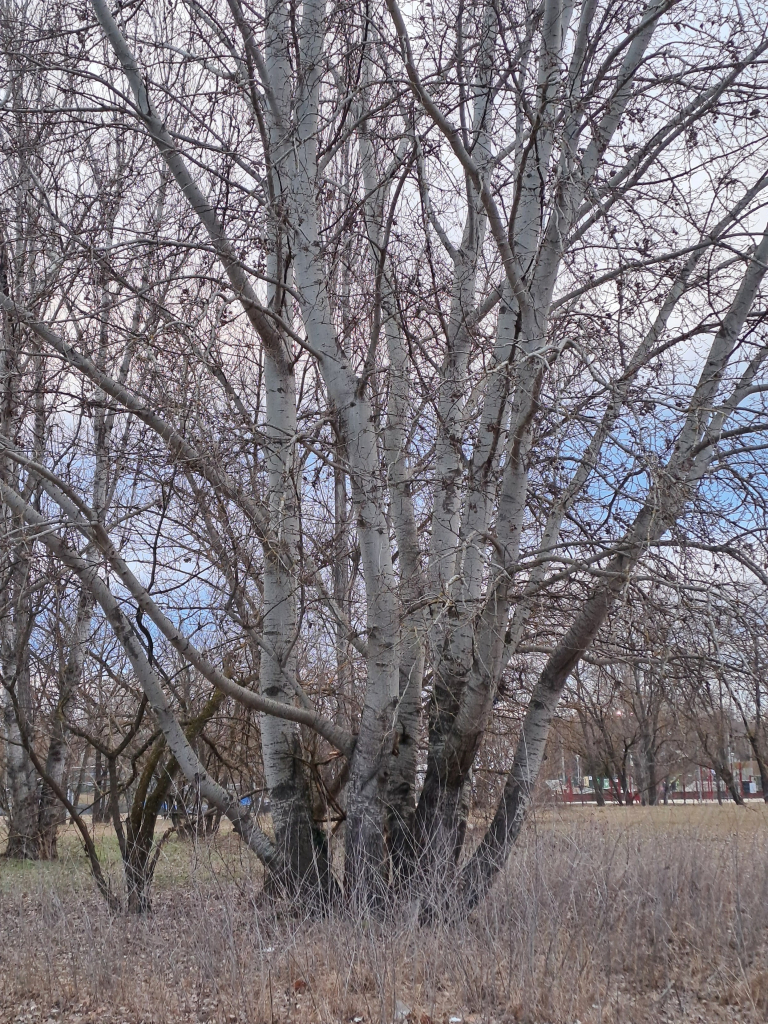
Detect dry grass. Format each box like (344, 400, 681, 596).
(1, 804, 767, 1024)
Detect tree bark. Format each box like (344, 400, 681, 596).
(2, 656, 39, 859)
(37, 587, 96, 858)
(123, 693, 225, 912)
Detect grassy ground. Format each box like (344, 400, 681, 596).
(1, 803, 767, 1024)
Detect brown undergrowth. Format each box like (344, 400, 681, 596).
(1, 804, 767, 1024)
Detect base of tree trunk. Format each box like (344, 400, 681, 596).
(36, 829, 59, 861)
(4, 833, 41, 860)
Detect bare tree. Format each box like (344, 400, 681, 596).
(2, 0, 768, 910)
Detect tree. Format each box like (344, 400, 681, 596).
(672, 577, 768, 803)
(2, 0, 768, 909)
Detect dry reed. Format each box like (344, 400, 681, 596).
(1, 804, 767, 1024)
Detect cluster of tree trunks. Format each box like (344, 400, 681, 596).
(2, 0, 768, 912)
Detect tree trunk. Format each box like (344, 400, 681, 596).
(590, 765, 606, 807)
(758, 758, 768, 804)
(36, 726, 66, 860)
(2, 697, 39, 858)
(285, 39, 402, 900)
(384, 607, 423, 882)
(638, 736, 658, 806)
(746, 733, 768, 803)
(93, 747, 109, 823)
(38, 572, 97, 857)
(716, 763, 744, 806)
(609, 774, 624, 805)
(2, 655, 40, 860)
(72, 757, 87, 812)
(259, 352, 328, 897)
(333, 463, 353, 725)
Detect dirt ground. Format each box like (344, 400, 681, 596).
(1, 803, 767, 1024)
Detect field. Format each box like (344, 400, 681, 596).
(1, 804, 767, 1024)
